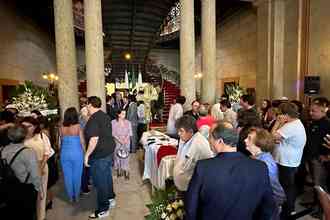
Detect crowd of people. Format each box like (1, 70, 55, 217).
(2, 88, 330, 220)
(0, 109, 58, 220)
(168, 94, 330, 220)
(0, 89, 147, 220)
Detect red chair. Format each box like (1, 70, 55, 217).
(156, 145, 177, 167)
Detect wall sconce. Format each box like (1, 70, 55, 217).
(42, 73, 59, 82)
(194, 73, 203, 79)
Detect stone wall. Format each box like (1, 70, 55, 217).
(196, 7, 258, 99)
(149, 49, 180, 73)
(308, 0, 330, 98)
(0, 2, 57, 87)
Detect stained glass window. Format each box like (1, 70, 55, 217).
(160, 2, 181, 36)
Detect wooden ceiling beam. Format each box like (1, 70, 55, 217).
(107, 0, 170, 11)
(111, 45, 149, 50)
(112, 39, 150, 44)
(110, 35, 151, 41)
(106, 25, 156, 33)
(103, 14, 163, 24)
(129, 0, 136, 50)
(104, 18, 161, 28)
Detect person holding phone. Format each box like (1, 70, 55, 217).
(306, 98, 330, 197)
(271, 103, 307, 219)
(324, 134, 330, 148)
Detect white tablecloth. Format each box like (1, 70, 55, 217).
(157, 155, 176, 189)
(141, 130, 178, 189)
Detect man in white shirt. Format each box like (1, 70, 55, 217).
(173, 115, 214, 191)
(166, 96, 186, 136)
(271, 102, 306, 219)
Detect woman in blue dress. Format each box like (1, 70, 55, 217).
(60, 107, 85, 202)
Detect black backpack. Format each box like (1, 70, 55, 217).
(0, 147, 29, 197)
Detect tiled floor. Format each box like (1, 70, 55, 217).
(47, 153, 319, 220)
(47, 154, 151, 220)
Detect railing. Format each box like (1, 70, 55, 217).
(73, 1, 84, 31)
(160, 16, 180, 36)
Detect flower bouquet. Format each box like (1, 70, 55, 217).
(145, 186, 185, 220)
(225, 84, 245, 104)
(10, 81, 58, 116)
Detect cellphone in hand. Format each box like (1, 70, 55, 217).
(315, 185, 326, 193)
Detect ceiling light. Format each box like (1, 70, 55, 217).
(124, 53, 131, 60)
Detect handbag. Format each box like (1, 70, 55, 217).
(116, 144, 129, 159)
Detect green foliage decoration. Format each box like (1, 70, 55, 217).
(225, 84, 246, 103)
(145, 186, 185, 220)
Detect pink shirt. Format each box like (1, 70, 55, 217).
(196, 116, 215, 129)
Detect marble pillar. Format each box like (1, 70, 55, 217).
(201, 0, 217, 104)
(255, 0, 274, 104)
(54, 0, 79, 116)
(272, 0, 286, 99)
(84, 0, 106, 111)
(296, 0, 309, 100)
(180, 0, 196, 110)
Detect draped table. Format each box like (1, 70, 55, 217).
(140, 130, 178, 189)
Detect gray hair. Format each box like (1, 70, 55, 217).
(8, 125, 27, 143)
(211, 123, 238, 147)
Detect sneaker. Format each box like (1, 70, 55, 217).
(89, 210, 109, 219)
(290, 211, 297, 216)
(109, 199, 116, 209)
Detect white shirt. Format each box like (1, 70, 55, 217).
(167, 103, 183, 135)
(273, 119, 306, 167)
(173, 132, 214, 191)
(137, 104, 146, 124)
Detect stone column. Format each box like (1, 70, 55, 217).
(54, 0, 79, 116)
(84, 0, 106, 111)
(201, 0, 217, 104)
(180, 0, 196, 110)
(272, 0, 286, 99)
(255, 0, 274, 104)
(296, 0, 310, 100)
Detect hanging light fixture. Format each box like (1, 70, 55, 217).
(124, 52, 131, 60)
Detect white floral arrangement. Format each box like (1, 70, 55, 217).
(160, 200, 184, 220)
(11, 87, 48, 115)
(145, 187, 184, 220)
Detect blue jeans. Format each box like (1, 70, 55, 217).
(81, 166, 90, 192)
(90, 154, 115, 213)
